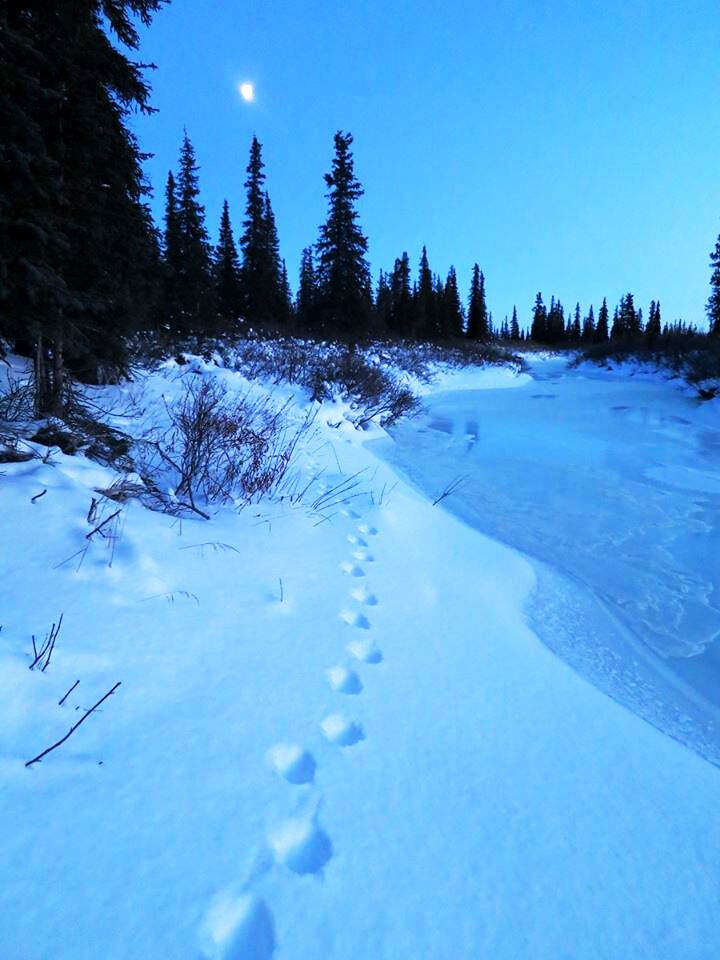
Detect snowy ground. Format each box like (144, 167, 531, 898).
(1, 352, 719, 959)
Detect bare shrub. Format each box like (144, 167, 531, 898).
(577, 335, 720, 389)
(0, 434, 37, 463)
(230, 338, 419, 427)
(137, 378, 314, 516)
(0, 372, 35, 422)
(373, 338, 523, 377)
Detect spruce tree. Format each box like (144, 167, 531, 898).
(620, 292, 641, 337)
(162, 170, 183, 334)
(240, 137, 283, 326)
(0, 6, 64, 359)
(414, 246, 437, 339)
(645, 300, 661, 343)
(374, 270, 392, 331)
(388, 253, 413, 336)
(278, 260, 294, 327)
(707, 234, 720, 335)
(466, 265, 489, 340)
(1, 1, 165, 410)
(530, 293, 547, 342)
(582, 305, 595, 342)
(264, 191, 284, 320)
(510, 305, 520, 340)
(213, 199, 242, 330)
(433, 275, 446, 337)
(442, 266, 463, 338)
(172, 131, 214, 338)
(296, 246, 316, 330)
(570, 303, 582, 341)
(314, 131, 372, 336)
(546, 297, 565, 344)
(594, 297, 609, 342)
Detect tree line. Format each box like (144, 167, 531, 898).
(2, 1, 720, 418)
(152, 126, 716, 350)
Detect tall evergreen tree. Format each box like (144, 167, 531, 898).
(388, 253, 413, 336)
(546, 297, 566, 344)
(582, 305, 595, 342)
(414, 246, 437, 339)
(314, 131, 372, 336)
(213, 199, 241, 329)
(278, 259, 294, 327)
(620, 292, 641, 337)
(296, 245, 316, 330)
(171, 130, 214, 337)
(645, 300, 661, 342)
(466, 265, 489, 340)
(510, 305, 520, 340)
(442, 266, 463, 338)
(707, 233, 720, 336)
(569, 303, 582, 341)
(530, 293, 547, 342)
(374, 270, 392, 331)
(240, 137, 283, 326)
(433, 274, 446, 336)
(161, 170, 183, 334)
(594, 297, 609, 342)
(0, 0, 165, 410)
(264, 191, 283, 317)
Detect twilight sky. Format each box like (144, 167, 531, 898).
(131, 0, 720, 328)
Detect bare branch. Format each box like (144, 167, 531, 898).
(86, 509, 121, 540)
(29, 614, 63, 672)
(58, 680, 80, 706)
(25, 682, 121, 768)
(432, 475, 469, 506)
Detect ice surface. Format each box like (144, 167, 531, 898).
(375, 354, 720, 763)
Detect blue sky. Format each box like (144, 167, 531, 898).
(131, 0, 720, 328)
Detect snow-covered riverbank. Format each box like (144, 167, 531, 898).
(1, 353, 719, 959)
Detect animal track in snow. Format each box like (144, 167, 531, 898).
(340, 609, 371, 630)
(267, 743, 316, 785)
(198, 893, 275, 960)
(352, 550, 374, 562)
(326, 665, 363, 694)
(341, 508, 361, 519)
(347, 638, 383, 664)
(350, 586, 378, 606)
(321, 713, 365, 746)
(346, 534, 368, 547)
(269, 816, 333, 875)
(340, 562, 365, 578)
(357, 523, 378, 536)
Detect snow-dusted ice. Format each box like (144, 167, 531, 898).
(1, 352, 719, 959)
(376, 354, 720, 765)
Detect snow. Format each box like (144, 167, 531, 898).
(1, 350, 720, 958)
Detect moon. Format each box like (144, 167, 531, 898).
(239, 81, 255, 102)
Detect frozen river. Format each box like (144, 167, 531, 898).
(373, 356, 720, 765)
